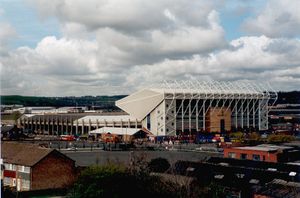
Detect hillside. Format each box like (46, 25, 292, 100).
(1, 91, 299, 108)
(0, 95, 127, 109)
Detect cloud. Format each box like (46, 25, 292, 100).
(2, 35, 300, 96)
(1, 32, 300, 96)
(126, 36, 300, 91)
(0, 35, 134, 96)
(29, 0, 227, 57)
(242, 0, 300, 37)
(1, 1, 299, 96)
(30, 0, 221, 32)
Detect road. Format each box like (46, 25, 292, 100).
(62, 149, 223, 167)
(17, 139, 223, 166)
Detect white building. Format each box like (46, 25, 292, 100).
(116, 80, 277, 136)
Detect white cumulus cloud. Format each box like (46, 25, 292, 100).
(1, 0, 299, 96)
(242, 0, 300, 37)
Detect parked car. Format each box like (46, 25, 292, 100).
(60, 135, 76, 141)
(67, 146, 77, 151)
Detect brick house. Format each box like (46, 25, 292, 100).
(1, 142, 76, 192)
(224, 144, 300, 163)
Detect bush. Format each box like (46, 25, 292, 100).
(148, 157, 170, 173)
(70, 163, 180, 198)
(248, 132, 260, 141)
(229, 132, 244, 142)
(71, 164, 127, 198)
(267, 134, 295, 143)
(229, 132, 243, 139)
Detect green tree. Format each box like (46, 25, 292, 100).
(69, 163, 179, 198)
(267, 134, 295, 143)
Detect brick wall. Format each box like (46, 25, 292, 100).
(31, 151, 75, 190)
(224, 148, 278, 162)
(205, 107, 231, 132)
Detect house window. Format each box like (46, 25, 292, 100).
(4, 163, 15, 171)
(21, 179, 30, 189)
(3, 177, 11, 185)
(253, 154, 261, 161)
(23, 166, 30, 173)
(4, 163, 11, 170)
(228, 152, 236, 158)
(240, 153, 247, 160)
(146, 114, 151, 130)
(262, 156, 266, 161)
(158, 110, 160, 114)
(171, 122, 174, 126)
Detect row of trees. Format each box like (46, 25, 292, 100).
(229, 132, 295, 144)
(1, 95, 126, 108)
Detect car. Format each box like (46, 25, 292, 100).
(261, 133, 268, 139)
(67, 147, 77, 151)
(60, 135, 76, 141)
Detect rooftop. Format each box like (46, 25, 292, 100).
(149, 80, 277, 96)
(233, 144, 293, 152)
(89, 127, 145, 136)
(76, 115, 140, 123)
(1, 142, 73, 166)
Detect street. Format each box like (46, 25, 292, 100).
(62, 149, 223, 166)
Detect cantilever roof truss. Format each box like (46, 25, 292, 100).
(116, 80, 277, 120)
(150, 80, 278, 100)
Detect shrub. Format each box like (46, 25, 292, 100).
(70, 163, 179, 198)
(148, 157, 170, 173)
(248, 132, 260, 141)
(267, 134, 295, 143)
(71, 164, 128, 198)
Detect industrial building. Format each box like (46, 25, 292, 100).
(19, 114, 141, 135)
(224, 144, 300, 163)
(116, 80, 277, 136)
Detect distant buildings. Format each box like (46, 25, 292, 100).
(19, 114, 141, 135)
(1, 142, 76, 192)
(89, 126, 152, 142)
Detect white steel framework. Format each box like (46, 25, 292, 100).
(116, 80, 277, 136)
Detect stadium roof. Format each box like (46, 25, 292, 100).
(116, 80, 277, 120)
(75, 115, 140, 123)
(149, 80, 275, 95)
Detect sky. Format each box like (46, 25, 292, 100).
(0, 0, 299, 96)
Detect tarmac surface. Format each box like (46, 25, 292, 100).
(62, 149, 223, 166)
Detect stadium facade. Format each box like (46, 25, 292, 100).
(116, 80, 277, 136)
